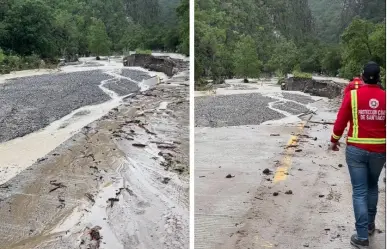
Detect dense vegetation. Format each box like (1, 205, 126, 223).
(0, 0, 189, 73)
(195, 0, 386, 86)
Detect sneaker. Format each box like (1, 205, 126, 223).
(368, 223, 375, 235)
(350, 234, 369, 248)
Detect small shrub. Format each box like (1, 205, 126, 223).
(23, 53, 41, 69)
(0, 65, 10, 74)
(277, 77, 285, 85)
(5, 55, 22, 71)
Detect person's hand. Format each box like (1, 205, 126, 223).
(328, 141, 340, 151)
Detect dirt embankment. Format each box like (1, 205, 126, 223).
(0, 74, 189, 249)
(284, 77, 345, 98)
(123, 54, 189, 77)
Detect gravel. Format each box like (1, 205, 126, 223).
(272, 101, 310, 115)
(105, 78, 140, 96)
(281, 92, 315, 104)
(0, 69, 148, 143)
(195, 93, 285, 127)
(121, 69, 152, 82)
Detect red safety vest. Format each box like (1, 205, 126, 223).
(332, 85, 386, 153)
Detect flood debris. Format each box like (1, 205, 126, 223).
(0, 184, 10, 189)
(157, 144, 177, 150)
(273, 192, 279, 196)
(225, 174, 235, 178)
(263, 168, 272, 175)
(89, 166, 98, 170)
(79, 226, 102, 249)
(57, 196, 66, 209)
(83, 153, 96, 161)
(162, 177, 171, 184)
(138, 123, 156, 135)
(285, 190, 293, 195)
(319, 194, 325, 198)
(37, 157, 47, 163)
(132, 143, 147, 148)
(108, 197, 119, 208)
(49, 180, 66, 193)
(85, 193, 95, 203)
(270, 134, 280, 136)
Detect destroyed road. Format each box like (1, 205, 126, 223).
(0, 68, 150, 143)
(194, 81, 385, 249)
(195, 90, 315, 127)
(0, 64, 189, 249)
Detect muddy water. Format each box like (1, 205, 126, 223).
(0, 60, 162, 185)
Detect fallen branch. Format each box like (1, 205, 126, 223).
(308, 120, 335, 125)
(330, 165, 340, 170)
(49, 181, 66, 193)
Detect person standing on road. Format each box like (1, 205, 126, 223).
(329, 61, 386, 248)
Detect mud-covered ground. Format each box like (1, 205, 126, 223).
(194, 80, 385, 249)
(0, 72, 189, 249)
(0, 69, 149, 143)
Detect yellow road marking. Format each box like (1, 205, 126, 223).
(273, 121, 307, 183)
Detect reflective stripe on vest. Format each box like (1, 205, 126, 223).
(332, 133, 341, 140)
(354, 81, 359, 89)
(347, 90, 386, 145)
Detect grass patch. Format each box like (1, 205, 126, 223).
(135, 49, 152, 55)
(292, 71, 312, 79)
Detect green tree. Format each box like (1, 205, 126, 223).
(233, 35, 262, 80)
(87, 18, 111, 56)
(176, 0, 189, 55)
(53, 10, 79, 59)
(5, 0, 55, 58)
(340, 18, 386, 79)
(321, 46, 341, 76)
(298, 41, 322, 73)
(267, 40, 299, 76)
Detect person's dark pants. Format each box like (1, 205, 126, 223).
(346, 145, 386, 240)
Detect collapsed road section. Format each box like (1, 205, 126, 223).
(0, 57, 189, 249)
(195, 79, 385, 249)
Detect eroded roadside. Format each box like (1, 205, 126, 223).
(0, 72, 189, 249)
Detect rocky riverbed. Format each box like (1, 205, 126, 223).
(0, 69, 151, 143)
